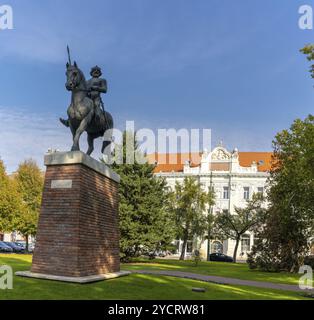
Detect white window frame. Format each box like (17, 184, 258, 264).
(241, 235, 251, 253)
(243, 187, 250, 200)
(223, 186, 229, 199)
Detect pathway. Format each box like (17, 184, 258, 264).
(131, 270, 313, 293)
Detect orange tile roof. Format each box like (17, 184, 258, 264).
(147, 152, 201, 173)
(147, 152, 273, 173)
(238, 152, 273, 172)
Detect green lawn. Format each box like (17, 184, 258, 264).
(0, 254, 309, 300)
(122, 258, 301, 286)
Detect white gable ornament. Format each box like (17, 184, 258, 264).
(211, 147, 231, 161)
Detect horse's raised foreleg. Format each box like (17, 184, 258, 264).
(71, 111, 93, 152)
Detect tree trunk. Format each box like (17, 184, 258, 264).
(25, 235, 29, 253)
(180, 237, 188, 260)
(233, 237, 240, 263)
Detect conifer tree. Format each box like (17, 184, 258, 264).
(111, 131, 175, 261)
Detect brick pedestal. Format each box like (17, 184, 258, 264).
(16, 151, 130, 283)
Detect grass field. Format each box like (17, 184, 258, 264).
(0, 254, 310, 300)
(122, 258, 301, 285)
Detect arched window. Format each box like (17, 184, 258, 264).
(211, 241, 223, 253)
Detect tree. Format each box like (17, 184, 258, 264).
(170, 177, 215, 260)
(214, 194, 266, 263)
(13, 159, 43, 251)
(300, 44, 314, 78)
(0, 159, 22, 234)
(248, 115, 314, 272)
(111, 131, 175, 261)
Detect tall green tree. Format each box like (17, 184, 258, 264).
(249, 115, 314, 272)
(171, 177, 215, 260)
(0, 159, 21, 234)
(111, 131, 175, 261)
(13, 159, 43, 251)
(213, 194, 266, 263)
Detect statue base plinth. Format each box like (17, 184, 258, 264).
(17, 151, 123, 282)
(15, 270, 130, 284)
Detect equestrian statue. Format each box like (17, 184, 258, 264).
(59, 46, 113, 156)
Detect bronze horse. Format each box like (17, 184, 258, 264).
(60, 61, 113, 156)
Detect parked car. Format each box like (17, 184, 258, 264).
(147, 251, 157, 259)
(15, 241, 35, 253)
(158, 251, 166, 257)
(209, 252, 233, 263)
(0, 241, 13, 253)
(14, 242, 26, 249)
(3, 242, 25, 253)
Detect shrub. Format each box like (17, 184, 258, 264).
(192, 250, 202, 267)
(304, 256, 314, 269)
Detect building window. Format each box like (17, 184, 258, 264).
(223, 187, 229, 199)
(173, 240, 180, 254)
(241, 235, 251, 253)
(211, 241, 223, 253)
(257, 187, 264, 195)
(243, 187, 250, 200)
(200, 182, 206, 191)
(186, 241, 193, 253)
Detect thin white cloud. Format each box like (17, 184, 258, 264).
(0, 105, 117, 173)
(0, 106, 69, 172)
(0, 105, 273, 173)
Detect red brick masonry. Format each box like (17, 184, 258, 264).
(31, 162, 120, 277)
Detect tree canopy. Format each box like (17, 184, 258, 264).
(170, 176, 215, 260)
(214, 193, 266, 263)
(248, 115, 314, 272)
(13, 159, 44, 250)
(0, 159, 22, 233)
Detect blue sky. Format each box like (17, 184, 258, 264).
(0, 0, 314, 172)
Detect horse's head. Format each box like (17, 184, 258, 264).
(65, 61, 85, 91)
